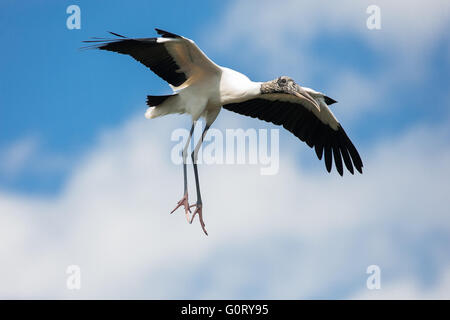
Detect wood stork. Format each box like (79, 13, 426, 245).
(84, 28, 363, 235)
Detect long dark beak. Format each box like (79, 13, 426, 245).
(293, 87, 321, 112)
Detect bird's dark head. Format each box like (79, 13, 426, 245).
(261, 76, 298, 95)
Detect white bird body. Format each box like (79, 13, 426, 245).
(146, 65, 262, 123)
(85, 28, 363, 235)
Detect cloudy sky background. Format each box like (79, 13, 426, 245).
(0, 0, 449, 298)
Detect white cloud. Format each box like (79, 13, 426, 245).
(0, 111, 449, 298)
(0, 136, 75, 181)
(0, 136, 38, 178)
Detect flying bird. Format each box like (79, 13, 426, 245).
(84, 28, 363, 235)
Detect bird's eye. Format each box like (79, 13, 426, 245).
(279, 78, 287, 85)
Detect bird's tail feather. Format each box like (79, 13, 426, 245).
(146, 94, 177, 107)
(145, 94, 180, 119)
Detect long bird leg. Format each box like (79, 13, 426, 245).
(170, 121, 196, 222)
(190, 124, 210, 235)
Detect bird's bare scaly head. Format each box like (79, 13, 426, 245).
(261, 76, 321, 112)
(261, 76, 297, 94)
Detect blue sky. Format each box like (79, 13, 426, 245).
(0, 0, 449, 299)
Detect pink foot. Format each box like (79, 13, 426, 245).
(170, 193, 191, 223)
(190, 203, 208, 236)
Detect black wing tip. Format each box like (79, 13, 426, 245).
(82, 31, 127, 43)
(324, 96, 338, 105)
(318, 125, 364, 176)
(324, 146, 333, 173)
(355, 164, 363, 174)
(81, 32, 129, 49)
(315, 144, 323, 160)
(333, 148, 344, 176)
(108, 31, 127, 38)
(155, 28, 182, 38)
(338, 126, 364, 175)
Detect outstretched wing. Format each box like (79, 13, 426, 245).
(223, 93, 363, 176)
(83, 28, 220, 88)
